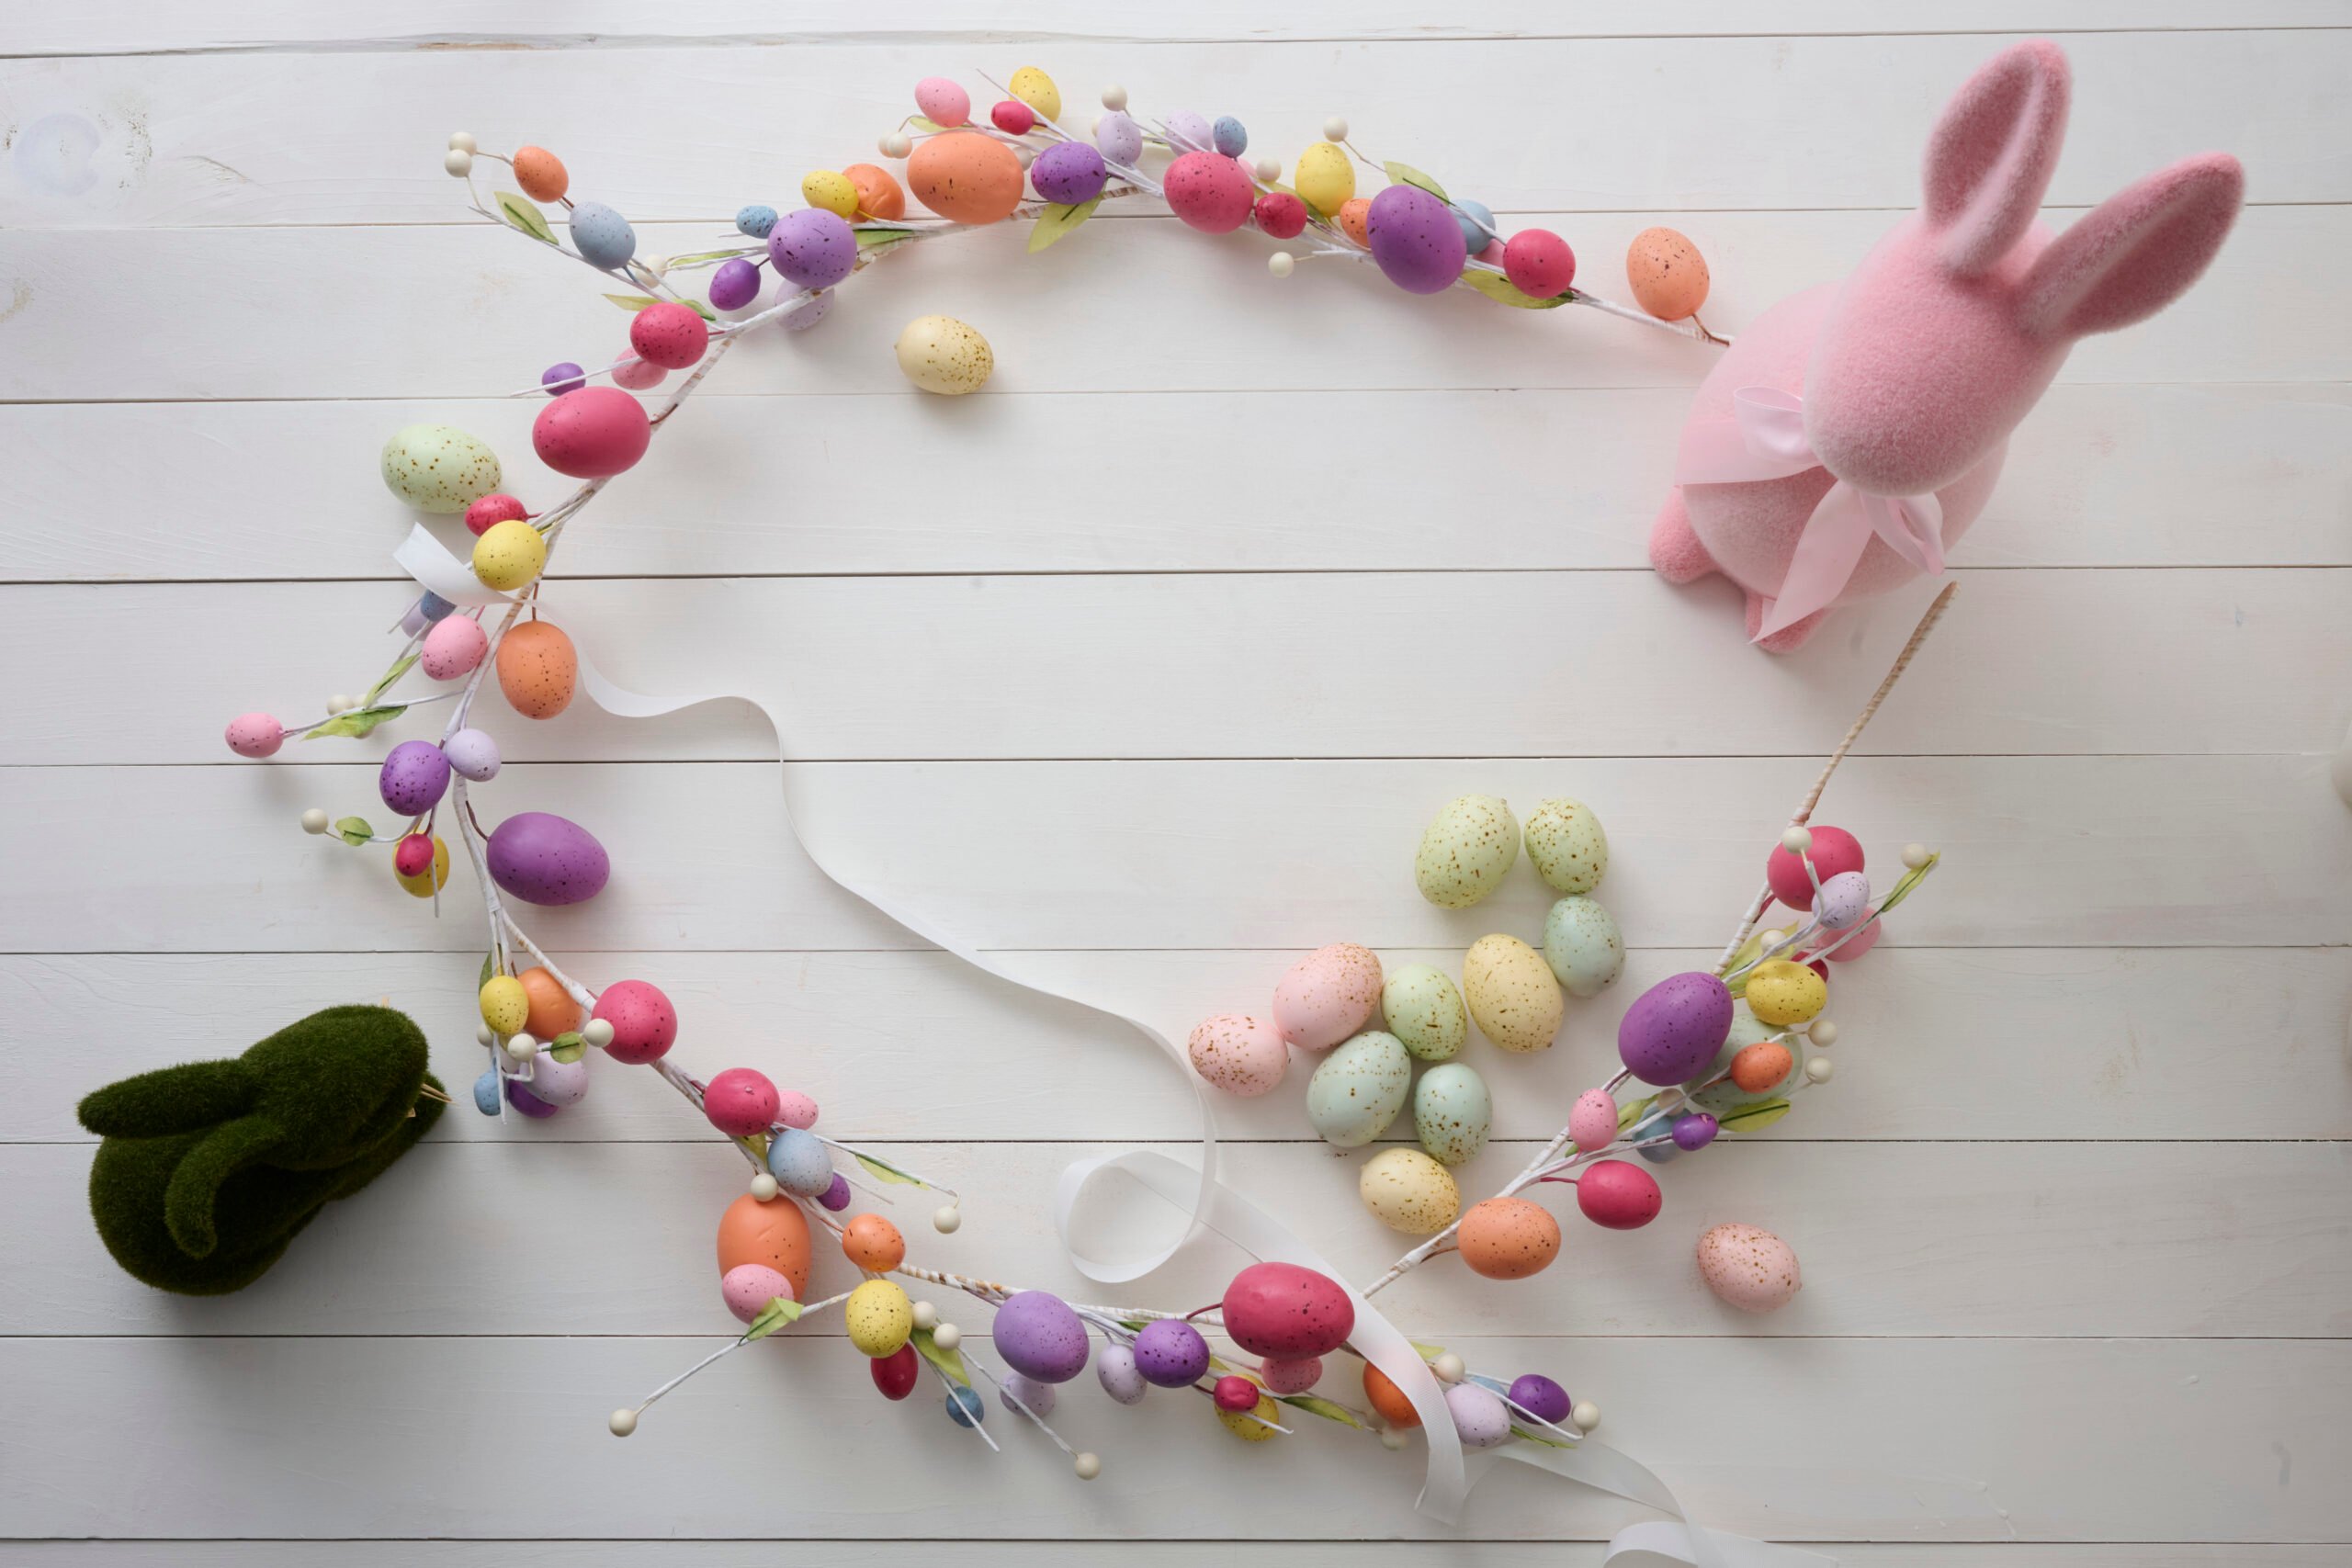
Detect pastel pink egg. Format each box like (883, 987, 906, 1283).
(721, 1262, 796, 1325)
(1272, 943, 1383, 1051)
(1696, 1222, 1802, 1314)
(223, 713, 283, 758)
(420, 614, 489, 680)
(1187, 1013, 1288, 1097)
(1259, 1356, 1323, 1393)
(1822, 918, 1882, 962)
(704, 1067, 781, 1137)
(775, 1090, 820, 1130)
(590, 979, 677, 1065)
(611, 356, 667, 391)
(1567, 1088, 1618, 1152)
(628, 301, 709, 370)
(532, 386, 651, 479)
(1163, 151, 1254, 233)
(914, 76, 971, 128)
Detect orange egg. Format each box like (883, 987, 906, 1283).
(716, 1191, 812, 1302)
(518, 965, 581, 1039)
(1626, 226, 1710, 321)
(906, 130, 1024, 225)
(1731, 1041, 1793, 1093)
(1456, 1196, 1562, 1280)
(841, 1213, 907, 1272)
(513, 146, 569, 203)
(496, 618, 577, 720)
(1362, 1360, 1420, 1428)
(842, 163, 906, 220)
(1336, 197, 1373, 246)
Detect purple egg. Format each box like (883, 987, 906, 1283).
(484, 810, 610, 907)
(378, 740, 451, 817)
(1366, 183, 1468, 295)
(541, 362, 586, 396)
(1509, 1372, 1570, 1424)
(505, 1078, 560, 1118)
(990, 1291, 1091, 1383)
(1030, 141, 1107, 205)
(1616, 971, 1735, 1085)
(1131, 1317, 1210, 1387)
(818, 1171, 852, 1212)
(766, 209, 855, 289)
(1672, 1112, 1719, 1150)
(708, 256, 762, 311)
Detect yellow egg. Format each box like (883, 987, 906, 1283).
(1359, 1147, 1460, 1235)
(1461, 933, 1564, 1053)
(1294, 141, 1355, 217)
(472, 519, 547, 592)
(801, 169, 860, 220)
(1009, 65, 1061, 122)
(1745, 959, 1826, 1026)
(479, 975, 529, 1035)
(844, 1279, 913, 1357)
(395, 835, 450, 897)
(894, 314, 993, 395)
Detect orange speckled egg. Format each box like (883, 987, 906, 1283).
(1730, 1040, 1793, 1093)
(841, 1213, 907, 1272)
(842, 163, 906, 220)
(1456, 1196, 1561, 1280)
(1337, 197, 1373, 247)
(716, 1191, 812, 1302)
(1626, 226, 1710, 321)
(1362, 1360, 1420, 1428)
(518, 965, 581, 1039)
(496, 618, 577, 720)
(513, 146, 569, 203)
(907, 131, 1024, 225)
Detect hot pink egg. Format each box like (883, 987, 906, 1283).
(223, 713, 283, 759)
(1567, 1088, 1618, 1151)
(704, 1067, 781, 1137)
(1221, 1262, 1354, 1359)
(533, 387, 651, 479)
(1766, 826, 1864, 909)
(1272, 943, 1383, 1051)
(629, 301, 709, 370)
(1822, 918, 1882, 961)
(591, 979, 677, 1064)
(722, 1262, 795, 1324)
(420, 615, 489, 680)
(464, 493, 528, 537)
(1163, 152, 1254, 233)
(1576, 1159, 1662, 1230)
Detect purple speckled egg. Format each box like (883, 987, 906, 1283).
(1221, 1261, 1353, 1359)
(1672, 1111, 1719, 1150)
(1509, 1372, 1570, 1424)
(708, 256, 762, 312)
(780, 289, 835, 333)
(1616, 971, 1734, 1086)
(817, 1171, 852, 1211)
(1132, 1318, 1210, 1387)
(767, 209, 855, 289)
(378, 740, 452, 817)
(485, 810, 610, 907)
(1030, 140, 1107, 205)
(1367, 184, 1468, 295)
(505, 1077, 560, 1118)
(990, 1291, 1091, 1383)
(1094, 110, 1142, 165)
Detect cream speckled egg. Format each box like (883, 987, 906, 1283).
(1412, 1062, 1491, 1166)
(1306, 1031, 1412, 1149)
(1413, 795, 1520, 909)
(1523, 797, 1608, 894)
(894, 314, 993, 395)
(1696, 1222, 1802, 1314)
(1272, 942, 1383, 1051)
(1187, 1012, 1289, 1097)
(380, 424, 502, 514)
(1359, 1147, 1460, 1235)
(1381, 963, 1466, 1062)
(1542, 894, 1624, 998)
(1462, 933, 1563, 1053)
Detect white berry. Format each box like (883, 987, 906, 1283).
(582, 1018, 616, 1048)
(1074, 1451, 1102, 1480)
(1379, 1428, 1408, 1450)
(933, 1205, 962, 1234)
(1759, 929, 1788, 949)
(1571, 1400, 1600, 1432)
(933, 1324, 962, 1351)
(444, 149, 473, 177)
(1807, 1019, 1838, 1047)
(749, 1172, 780, 1201)
(475, 1022, 495, 1048)
(1100, 85, 1127, 111)
(300, 808, 330, 835)
(608, 1408, 638, 1437)
(1323, 117, 1349, 142)
(1267, 252, 1295, 278)
(1431, 1352, 1464, 1383)
(1902, 842, 1931, 869)
(1781, 826, 1814, 854)
(879, 132, 912, 159)
(503, 1032, 537, 1062)
(911, 1301, 939, 1330)
(1014, 146, 1035, 170)
(447, 131, 477, 152)
(328, 694, 356, 714)
(1253, 156, 1281, 184)
(1805, 1055, 1836, 1084)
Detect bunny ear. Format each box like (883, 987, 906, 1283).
(1922, 39, 2072, 276)
(79, 1059, 259, 1138)
(2018, 153, 2245, 340)
(164, 1115, 286, 1259)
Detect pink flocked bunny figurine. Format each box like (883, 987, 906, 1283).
(1650, 39, 2243, 649)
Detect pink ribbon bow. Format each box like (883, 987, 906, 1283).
(1676, 386, 1946, 640)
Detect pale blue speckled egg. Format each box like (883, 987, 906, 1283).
(568, 202, 636, 269)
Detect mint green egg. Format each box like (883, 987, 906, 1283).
(1413, 795, 1520, 908)
(1542, 894, 1624, 998)
(1525, 797, 1608, 895)
(1413, 1062, 1492, 1166)
(1381, 963, 1466, 1062)
(380, 423, 502, 514)
(1306, 1031, 1412, 1149)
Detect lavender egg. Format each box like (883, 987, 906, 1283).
(1096, 1343, 1148, 1404)
(1367, 184, 1468, 295)
(443, 728, 501, 782)
(1094, 110, 1142, 166)
(779, 289, 835, 333)
(1509, 1372, 1570, 1424)
(999, 1372, 1057, 1416)
(541, 362, 586, 396)
(767, 209, 855, 289)
(707, 256, 762, 312)
(1132, 1318, 1210, 1387)
(378, 740, 452, 817)
(1816, 870, 1872, 931)
(1030, 140, 1107, 205)
(484, 810, 610, 907)
(991, 1291, 1091, 1383)
(1617, 970, 1735, 1086)
(1164, 109, 1212, 152)
(818, 1170, 852, 1211)
(1446, 1382, 1513, 1449)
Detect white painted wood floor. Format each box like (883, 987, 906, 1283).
(4, 5, 2347, 1562)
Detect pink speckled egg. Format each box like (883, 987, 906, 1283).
(722, 1262, 796, 1324)
(1576, 1159, 1662, 1231)
(1766, 826, 1864, 909)
(913, 76, 970, 128)
(1163, 152, 1254, 233)
(592, 979, 676, 1064)
(1187, 1013, 1288, 1097)
(704, 1066, 780, 1137)
(611, 356, 666, 391)
(775, 1089, 819, 1129)
(464, 492, 528, 537)
(420, 614, 489, 681)
(1259, 1355, 1322, 1393)
(533, 387, 651, 479)
(223, 713, 283, 759)
(1503, 228, 1576, 299)
(1221, 1261, 1353, 1359)
(1568, 1088, 1618, 1152)
(1821, 917, 1883, 962)
(486, 811, 609, 907)
(1272, 943, 1384, 1051)
(1696, 1222, 1802, 1314)
(628, 301, 708, 370)
(1367, 184, 1467, 295)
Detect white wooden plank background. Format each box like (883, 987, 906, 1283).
(4, 3, 2347, 1558)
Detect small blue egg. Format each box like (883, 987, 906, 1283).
(569, 202, 636, 269)
(419, 591, 456, 622)
(736, 204, 779, 239)
(472, 1069, 502, 1116)
(1467, 1372, 1510, 1397)
(1212, 116, 1248, 156)
(1632, 1109, 1683, 1164)
(764, 1125, 835, 1196)
(1453, 199, 1496, 254)
(945, 1385, 986, 1427)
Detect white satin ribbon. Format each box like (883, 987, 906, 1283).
(393, 523, 514, 608)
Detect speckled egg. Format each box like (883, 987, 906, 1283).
(1096, 1343, 1148, 1404)
(421, 614, 489, 681)
(471, 518, 545, 592)
(1306, 1031, 1411, 1149)
(628, 300, 708, 369)
(380, 424, 502, 514)
(763, 1125, 834, 1197)
(1767, 826, 1864, 908)
(841, 1212, 904, 1271)
(521, 1046, 588, 1108)
(1221, 1262, 1353, 1359)
(1458, 1195, 1560, 1280)
(721, 1263, 794, 1325)
(991, 98, 1036, 136)
(775, 1090, 819, 1130)
(1452, 198, 1496, 254)
(1031, 140, 1107, 205)
(1216, 1385, 1283, 1442)
(395, 835, 450, 897)
(945, 1385, 986, 1427)
(1094, 110, 1143, 165)
(842, 164, 906, 220)
(1413, 794, 1519, 908)
(1359, 1147, 1461, 1235)
(1744, 959, 1827, 1026)
(1446, 1382, 1513, 1449)
(223, 713, 283, 759)
(1008, 65, 1061, 122)
(1000, 1371, 1057, 1416)
(1462, 934, 1563, 1054)
(1255, 190, 1308, 239)
(1616, 971, 1734, 1085)
(913, 76, 970, 128)
(715, 1190, 812, 1301)
(1132, 1317, 1210, 1386)
(444, 727, 500, 782)
(471, 1068, 501, 1116)
(736, 203, 780, 238)
(1543, 895, 1624, 998)
(801, 168, 860, 220)
(495, 618, 576, 719)
(992, 1291, 1091, 1383)
(1272, 943, 1383, 1051)
(485, 810, 609, 906)
(1626, 226, 1709, 321)
(1211, 115, 1248, 157)
(533, 387, 651, 479)
(1367, 184, 1467, 295)
(1575, 1158, 1662, 1230)
(1294, 141, 1355, 216)
(1504, 228, 1577, 299)
(1523, 797, 1608, 893)
(1380, 964, 1466, 1062)
(1697, 1222, 1802, 1314)
(1509, 1372, 1570, 1424)
(1568, 1087, 1618, 1151)
(780, 290, 836, 332)
(568, 202, 637, 270)
(845, 1279, 914, 1357)
(513, 145, 568, 203)
(872, 1342, 920, 1400)
(894, 314, 993, 395)
(703, 1066, 779, 1137)
(1187, 1013, 1288, 1097)
(378, 740, 451, 817)
(505, 1078, 558, 1117)
(907, 130, 1025, 224)
(1164, 109, 1212, 152)
(1412, 1063, 1492, 1167)
(766, 208, 856, 288)
(1336, 197, 1373, 246)
(591, 978, 676, 1064)
(1164, 152, 1254, 232)
(1259, 1355, 1321, 1393)
(1815, 870, 1872, 931)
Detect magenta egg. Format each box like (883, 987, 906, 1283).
(1163, 152, 1254, 233)
(1030, 140, 1107, 205)
(1367, 184, 1468, 295)
(708, 256, 762, 312)
(1766, 826, 1864, 909)
(504, 1077, 560, 1118)
(704, 1067, 781, 1137)
(420, 614, 488, 680)
(465, 493, 527, 537)
(378, 740, 451, 817)
(1221, 1261, 1353, 1359)
(392, 834, 435, 877)
(991, 98, 1036, 135)
(589, 979, 675, 1064)
(485, 810, 610, 907)
(990, 1291, 1091, 1383)
(1131, 1318, 1210, 1387)
(767, 209, 855, 289)
(1254, 190, 1308, 239)
(1213, 1374, 1260, 1412)
(1259, 1355, 1322, 1393)
(818, 1171, 852, 1211)
(1616, 971, 1735, 1085)
(628, 301, 708, 370)
(223, 713, 283, 759)
(533, 387, 651, 479)
(1576, 1159, 1662, 1230)
(1503, 228, 1576, 299)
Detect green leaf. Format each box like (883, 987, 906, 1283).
(1276, 1394, 1365, 1430)
(333, 817, 373, 846)
(854, 227, 917, 251)
(1460, 268, 1571, 310)
(1616, 1094, 1657, 1134)
(742, 1296, 803, 1342)
(682, 298, 718, 323)
(365, 651, 420, 708)
(1877, 852, 1940, 915)
(602, 292, 662, 311)
(302, 705, 407, 740)
(1384, 161, 1448, 201)
(495, 190, 557, 245)
(478, 950, 498, 988)
(908, 116, 945, 134)
(548, 1032, 585, 1065)
(1718, 1097, 1792, 1134)
(910, 1325, 969, 1386)
(1027, 196, 1102, 254)
(664, 247, 757, 268)
(1511, 1423, 1577, 1449)
(1408, 1339, 1448, 1361)
(854, 1152, 923, 1188)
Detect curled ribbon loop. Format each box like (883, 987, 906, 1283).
(1675, 386, 1946, 641)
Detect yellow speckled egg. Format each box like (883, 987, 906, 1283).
(1216, 1379, 1283, 1442)
(1523, 797, 1608, 894)
(1626, 226, 1710, 321)
(1294, 141, 1355, 217)
(1462, 933, 1563, 1053)
(479, 975, 528, 1035)
(396, 835, 451, 897)
(1745, 958, 1826, 1026)
(472, 519, 547, 592)
(844, 1279, 914, 1357)
(895, 314, 994, 395)
(1009, 65, 1061, 123)
(801, 169, 860, 219)
(380, 423, 502, 514)
(1359, 1146, 1460, 1235)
